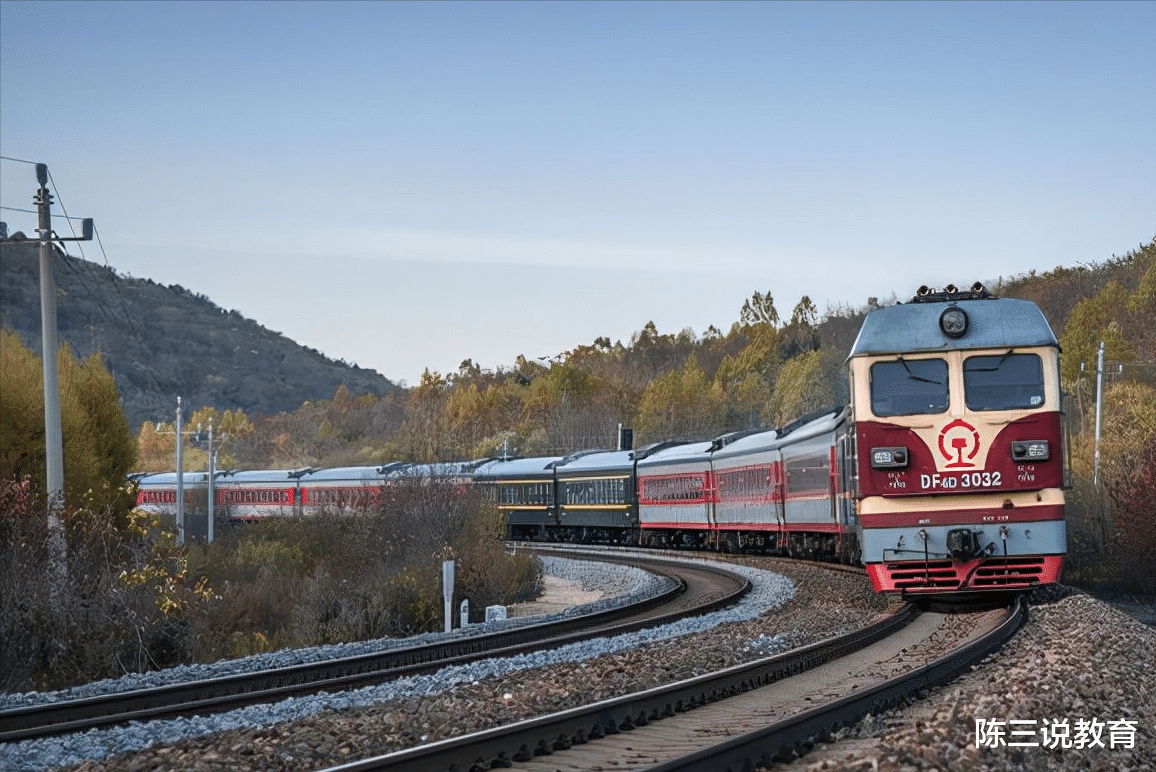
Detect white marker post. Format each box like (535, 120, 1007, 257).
(442, 560, 455, 634)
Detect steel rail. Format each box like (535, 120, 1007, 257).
(317, 602, 923, 772)
(0, 555, 749, 743)
(647, 596, 1027, 771)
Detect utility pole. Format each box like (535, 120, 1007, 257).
(207, 418, 215, 544)
(1093, 341, 1105, 487)
(33, 163, 93, 573)
(176, 397, 185, 545)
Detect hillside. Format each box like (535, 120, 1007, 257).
(0, 238, 398, 430)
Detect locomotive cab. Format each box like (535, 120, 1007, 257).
(848, 285, 1067, 594)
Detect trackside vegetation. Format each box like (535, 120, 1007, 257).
(0, 237, 1152, 690)
(0, 472, 540, 691)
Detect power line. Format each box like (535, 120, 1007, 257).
(2, 162, 149, 378)
(46, 168, 87, 261)
(2, 205, 92, 220)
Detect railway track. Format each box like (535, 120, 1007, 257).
(317, 597, 1026, 772)
(0, 552, 749, 744)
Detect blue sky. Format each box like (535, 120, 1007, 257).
(2, 1, 1153, 387)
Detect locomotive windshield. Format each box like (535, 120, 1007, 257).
(870, 358, 949, 416)
(963, 353, 1045, 410)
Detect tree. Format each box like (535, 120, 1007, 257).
(1, 330, 137, 518)
(390, 369, 453, 461)
(781, 295, 821, 356)
(1058, 281, 1135, 388)
(0, 330, 44, 490)
(789, 295, 819, 329)
(522, 362, 620, 452)
(740, 290, 780, 328)
(637, 354, 725, 442)
(766, 350, 839, 427)
(1096, 382, 1156, 577)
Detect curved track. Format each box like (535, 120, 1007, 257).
(0, 552, 749, 744)
(317, 598, 1025, 772)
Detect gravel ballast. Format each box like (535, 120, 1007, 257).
(2, 555, 797, 771)
(5, 556, 1152, 772)
(776, 586, 1156, 772)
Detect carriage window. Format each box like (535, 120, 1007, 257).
(964, 353, 1044, 411)
(870, 358, 949, 416)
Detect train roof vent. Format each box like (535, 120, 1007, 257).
(457, 457, 495, 473)
(777, 406, 845, 438)
(709, 427, 768, 451)
(558, 449, 609, 465)
(631, 439, 689, 461)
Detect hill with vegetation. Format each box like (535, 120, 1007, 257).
(0, 238, 398, 431)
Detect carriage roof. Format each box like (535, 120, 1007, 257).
(555, 449, 635, 476)
(473, 456, 565, 479)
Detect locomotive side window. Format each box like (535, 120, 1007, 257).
(963, 353, 1044, 410)
(870, 358, 949, 416)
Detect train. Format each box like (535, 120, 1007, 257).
(136, 284, 1067, 596)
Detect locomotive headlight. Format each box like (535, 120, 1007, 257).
(939, 307, 968, 338)
(871, 446, 909, 469)
(1011, 440, 1050, 462)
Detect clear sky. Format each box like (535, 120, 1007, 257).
(2, 1, 1153, 387)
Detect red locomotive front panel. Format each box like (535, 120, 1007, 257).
(857, 412, 1063, 498)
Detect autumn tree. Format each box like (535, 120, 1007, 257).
(1058, 281, 1135, 389)
(1069, 381, 1156, 591)
(709, 337, 768, 429)
(1, 330, 136, 517)
(781, 295, 821, 356)
(391, 369, 454, 461)
(765, 349, 843, 428)
(637, 354, 726, 443)
(445, 379, 522, 456)
(522, 362, 621, 452)
(740, 290, 780, 328)
(1123, 253, 1156, 362)
(136, 405, 254, 473)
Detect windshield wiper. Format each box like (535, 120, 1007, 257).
(968, 349, 1014, 372)
(898, 356, 943, 385)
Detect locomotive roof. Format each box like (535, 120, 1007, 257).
(849, 298, 1058, 358)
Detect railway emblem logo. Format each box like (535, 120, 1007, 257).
(938, 419, 981, 468)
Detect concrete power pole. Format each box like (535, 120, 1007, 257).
(1093, 341, 1105, 487)
(33, 163, 93, 573)
(176, 397, 185, 545)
